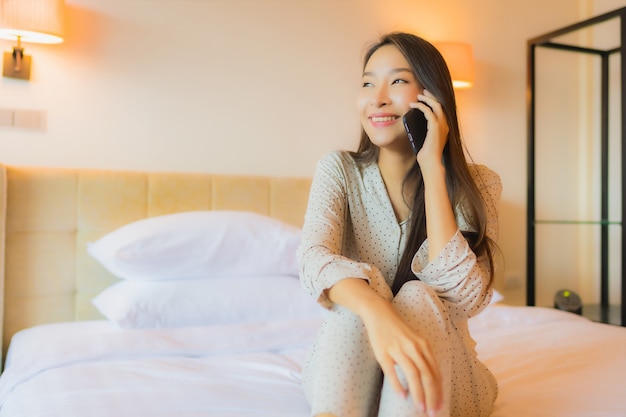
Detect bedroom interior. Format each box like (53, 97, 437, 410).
(0, 0, 625, 416)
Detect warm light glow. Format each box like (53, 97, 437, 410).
(0, 0, 64, 44)
(434, 42, 475, 89)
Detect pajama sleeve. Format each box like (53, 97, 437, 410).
(411, 165, 502, 320)
(297, 153, 392, 308)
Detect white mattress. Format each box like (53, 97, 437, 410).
(0, 305, 625, 417)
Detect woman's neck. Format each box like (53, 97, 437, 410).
(378, 150, 415, 183)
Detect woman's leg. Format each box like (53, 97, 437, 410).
(302, 271, 395, 417)
(302, 304, 382, 417)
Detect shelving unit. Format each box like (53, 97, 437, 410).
(527, 7, 626, 326)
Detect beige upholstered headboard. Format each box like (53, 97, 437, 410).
(0, 163, 312, 361)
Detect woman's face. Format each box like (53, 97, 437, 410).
(357, 44, 422, 152)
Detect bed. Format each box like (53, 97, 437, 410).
(0, 163, 624, 417)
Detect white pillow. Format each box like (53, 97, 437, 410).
(92, 275, 326, 329)
(87, 211, 302, 280)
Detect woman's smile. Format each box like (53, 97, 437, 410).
(369, 113, 401, 127)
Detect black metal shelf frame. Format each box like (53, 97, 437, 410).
(527, 7, 626, 326)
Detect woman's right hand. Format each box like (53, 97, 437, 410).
(360, 296, 443, 416)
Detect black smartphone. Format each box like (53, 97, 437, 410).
(402, 108, 428, 154)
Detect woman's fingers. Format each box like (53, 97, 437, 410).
(411, 90, 449, 168)
(418, 89, 442, 114)
(416, 90, 448, 132)
(413, 340, 443, 413)
(394, 340, 443, 414)
(393, 355, 426, 411)
(379, 356, 407, 399)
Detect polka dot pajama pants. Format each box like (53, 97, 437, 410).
(301, 280, 497, 417)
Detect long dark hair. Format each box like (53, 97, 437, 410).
(350, 32, 496, 294)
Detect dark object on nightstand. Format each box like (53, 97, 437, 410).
(554, 289, 582, 315)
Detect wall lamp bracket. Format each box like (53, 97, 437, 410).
(3, 37, 31, 80)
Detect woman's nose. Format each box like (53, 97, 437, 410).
(372, 86, 390, 107)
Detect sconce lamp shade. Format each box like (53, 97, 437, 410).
(0, 0, 64, 44)
(434, 42, 474, 89)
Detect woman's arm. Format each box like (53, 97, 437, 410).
(412, 91, 502, 319)
(413, 89, 456, 260)
(297, 152, 393, 307)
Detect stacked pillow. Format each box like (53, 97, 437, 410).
(88, 210, 325, 329)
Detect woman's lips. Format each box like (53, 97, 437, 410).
(369, 114, 399, 127)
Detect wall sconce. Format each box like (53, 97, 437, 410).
(433, 42, 475, 89)
(0, 0, 65, 80)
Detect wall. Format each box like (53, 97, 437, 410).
(0, 0, 618, 304)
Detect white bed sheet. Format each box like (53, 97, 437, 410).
(0, 319, 320, 417)
(471, 305, 626, 417)
(0, 305, 625, 417)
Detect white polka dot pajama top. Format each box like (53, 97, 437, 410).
(297, 151, 501, 417)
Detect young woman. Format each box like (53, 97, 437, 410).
(297, 32, 501, 417)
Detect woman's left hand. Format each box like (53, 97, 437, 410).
(409, 89, 449, 170)
(410, 89, 457, 260)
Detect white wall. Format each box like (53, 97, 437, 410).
(0, 0, 620, 304)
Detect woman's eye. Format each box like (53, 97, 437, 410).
(392, 79, 408, 84)
(362, 82, 373, 88)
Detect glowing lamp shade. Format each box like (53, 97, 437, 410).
(0, 0, 64, 44)
(434, 42, 475, 89)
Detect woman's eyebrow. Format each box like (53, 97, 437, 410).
(362, 68, 413, 77)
